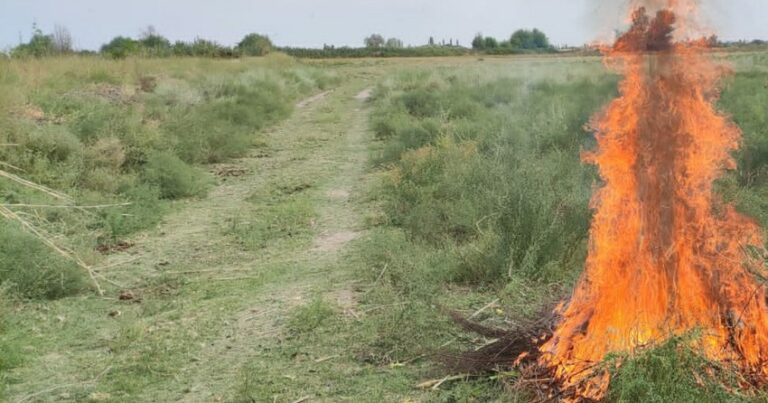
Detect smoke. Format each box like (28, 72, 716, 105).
(588, 0, 715, 44)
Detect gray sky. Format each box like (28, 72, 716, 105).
(0, 0, 766, 51)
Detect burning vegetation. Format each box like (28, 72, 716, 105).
(454, 1, 768, 401)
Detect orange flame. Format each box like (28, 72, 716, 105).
(538, 2, 768, 400)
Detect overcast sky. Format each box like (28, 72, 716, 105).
(0, 0, 766, 51)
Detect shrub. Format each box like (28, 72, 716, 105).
(166, 79, 291, 164)
(142, 151, 209, 199)
(100, 183, 166, 242)
(608, 337, 750, 402)
(23, 125, 83, 163)
(11, 27, 55, 58)
(101, 36, 140, 59)
(287, 298, 335, 334)
(0, 224, 85, 299)
(237, 34, 273, 57)
(368, 73, 613, 285)
(400, 87, 441, 117)
(85, 137, 126, 170)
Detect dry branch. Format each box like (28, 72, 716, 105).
(0, 169, 73, 201)
(468, 298, 500, 320)
(1, 202, 132, 209)
(0, 161, 24, 172)
(416, 374, 472, 390)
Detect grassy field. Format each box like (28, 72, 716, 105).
(0, 52, 767, 402)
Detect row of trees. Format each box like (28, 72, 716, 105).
(363, 34, 404, 49)
(280, 45, 468, 59)
(99, 27, 273, 58)
(472, 29, 554, 53)
(7, 26, 274, 59)
(6, 25, 558, 59)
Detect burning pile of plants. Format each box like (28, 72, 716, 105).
(453, 1, 768, 401)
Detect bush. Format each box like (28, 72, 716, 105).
(237, 34, 273, 56)
(101, 36, 140, 59)
(23, 125, 83, 163)
(142, 151, 209, 199)
(608, 337, 750, 402)
(287, 298, 335, 334)
(100, 183, 166, 242)
(368, 73, 610, 284)
(0, 224, 85, 299)
(165, 79, 291, 164)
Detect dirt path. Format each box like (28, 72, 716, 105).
(5, 79, 377, 402)
(168, 84, 374, 402)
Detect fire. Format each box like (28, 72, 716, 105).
(537, 1, 768, 400)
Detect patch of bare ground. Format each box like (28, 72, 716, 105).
(296, 90, 333, 108)
(354, 88, 373, 101)
(154, 82, 372, 401)
(327, 188, 351, 201)
(313, 230, 361, 252)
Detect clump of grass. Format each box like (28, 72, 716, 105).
(0, 223, 85, 299)
(142, 151, 210, 199)
(368, 72, 611, 285)
(287, 298, 335, 334)
(99, 183, 167, 243)
(226, 177, 316, 250)
(164, 78, 292, 164)
(226, 196, 315, 250)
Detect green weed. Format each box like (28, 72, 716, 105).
(142, 151, 210, 199)
(0, 224, 86, 299)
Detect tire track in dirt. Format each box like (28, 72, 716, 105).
(124, 83, 377, 402)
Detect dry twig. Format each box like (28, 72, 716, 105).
(469, 298, 500, 320)
(416, 374, 472, 390)
(1, 202, 132, 209)
(0, 169, 72, 201)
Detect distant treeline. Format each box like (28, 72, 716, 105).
(279, 45, 469, 59)
(471, 29, 556, 54)
(5, 25, 765, 60)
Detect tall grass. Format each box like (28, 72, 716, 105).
(367, 69, 617, 285)
(361, 59, 768, 399)
(0, 55, 338, 298)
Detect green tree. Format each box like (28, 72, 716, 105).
(483, 36, 498, 49)
(472, 34, 484, 50)
(385, 38, 404, 48)
(531, 29, 550, 49)
(12, 25, 55, 57)
(237, 33, 273, 56)
(101, 36, 139, 59)
(509, 30, 535, 49)
(139, 29, 172, 57)
(364, 34, 385, 48)
(171, 40, 193, 56)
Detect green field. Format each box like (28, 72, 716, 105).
(1, 52, 768, 402)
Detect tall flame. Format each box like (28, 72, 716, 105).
(538, 1, 768, 400)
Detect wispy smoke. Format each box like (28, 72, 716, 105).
(589, 0, 714, 44)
